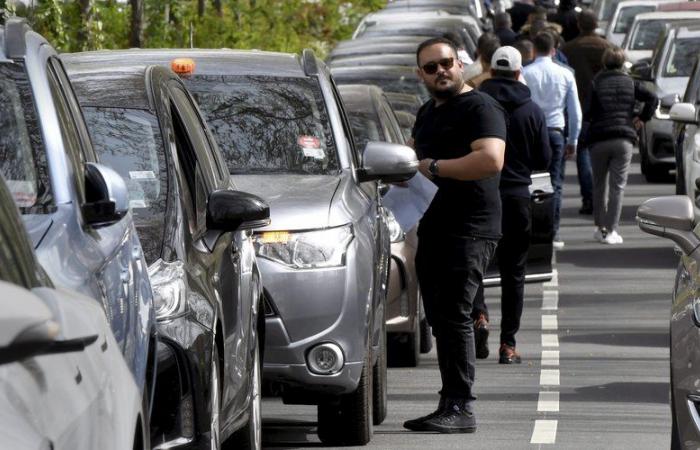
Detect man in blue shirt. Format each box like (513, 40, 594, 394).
(522, 31, 582, 248)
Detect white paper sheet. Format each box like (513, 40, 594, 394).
(382, 172, 438, 232)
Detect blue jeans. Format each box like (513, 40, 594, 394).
(548, 129, 566, 237)
(577, 146, 593, 204)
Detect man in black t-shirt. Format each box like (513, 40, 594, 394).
(403, 37, 507, 434)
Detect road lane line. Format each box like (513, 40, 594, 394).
(542, 314, 558, 331)
(530, 420, 558, 444)
(544, 269, 558, 287)
(541, 350, 559, 366)
(537, 391, 560, 412)
(542, 290, 558, 310)
(541, 334, 559, 347)
(540, 369, 560, 386)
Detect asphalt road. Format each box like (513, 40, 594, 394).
(261, 156, 676, 449)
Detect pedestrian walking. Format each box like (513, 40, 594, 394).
(404, 37, 506, 434)
(549, 0, 580, 42)
(515, 38, 535, 66)
(472, 46, 552, 364)
(561, 9, 613, 216)
(463, 33, 501, 85)
(583, 47, 657, 244)
(508, 0, 537, 33)
(495, 12, 518, 46)
(522, 31, 582, 249)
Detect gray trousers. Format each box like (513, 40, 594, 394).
(590, 138, 633, 231)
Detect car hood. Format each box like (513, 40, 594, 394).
(232, 174, 341, 231)
(21, 214, 53, 249)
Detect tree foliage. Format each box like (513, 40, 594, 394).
(11, 0, 384, 56)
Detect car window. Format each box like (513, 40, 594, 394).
(379, 101, 403, 144)
(0, 62, 53, 213)
(614, 5, 655, 34)
(631, 20, 665, 50)
(185, 74, 339, 175)
(664, 37, 700, 77)
(82, 107, 168, 265)
(683, 59, 700, 103)
(602, 0, 623, 20)
(348, 113, 383, 153)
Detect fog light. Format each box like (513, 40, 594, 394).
(307, 343, 344, 375)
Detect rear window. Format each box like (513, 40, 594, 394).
(664, 37, 700, 77)
(0, 63, 53, 213)
(184, 75, 339, 175)
(614, 5, 654, 34)
(82, 107, 167, 264)
(631, 20, 665, 50)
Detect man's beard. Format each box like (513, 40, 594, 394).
(427, 76, 462, 100)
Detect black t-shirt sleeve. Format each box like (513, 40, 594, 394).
(466, 95, 507, 143)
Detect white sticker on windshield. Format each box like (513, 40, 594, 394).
(302, 147, 325, 159)
(129, 170, 156, 180)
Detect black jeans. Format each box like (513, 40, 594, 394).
(472, 195, 532, 347)
(416, 234, 496, 402)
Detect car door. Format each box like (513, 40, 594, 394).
(680, 60, 700, 202)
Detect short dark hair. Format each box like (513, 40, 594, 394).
(477, 32, 501, 65)
(416, 37, 459, 65)
(514, 38, 534, 63)
(602, 47, 625, 69)
(494, 12, 511, 30)
(533, 32, 555, 55)
(577, 9, 597, 33)
(441, 31, 463, 49)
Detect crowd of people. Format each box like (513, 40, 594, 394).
(403, 1, 658, 435)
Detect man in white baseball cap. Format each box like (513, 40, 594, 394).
(471, 46, 552, 364)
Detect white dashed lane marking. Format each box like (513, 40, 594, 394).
(541, 350, 560, 366)
(542, 290, 559, 310)
(542, 333, 559, 347)
(540, 369, 560, 386)
(541, 314, 558, 331)
(531, 420, 558, 444)
(537, 391, 560, 412)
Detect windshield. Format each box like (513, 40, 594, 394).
(614, 5, 655, 34)
(0, 63, 53, 213)
(82, 107, 167, 264)
(664, 37, 700, 77)
(184, 75, 339, 175)
(631, 20, 665, 50)
(348, 113, 383, 152)
(599, 0, 623, 20)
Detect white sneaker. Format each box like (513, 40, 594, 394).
(593, 228, 606, 243)
(604, 230, 623, 245)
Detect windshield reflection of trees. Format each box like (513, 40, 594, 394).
(187, 75, 338, 175)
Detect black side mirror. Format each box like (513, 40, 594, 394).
(631, 61, 653, 81)
(82, 162, 129, 228)
(206, 190, 270, 231)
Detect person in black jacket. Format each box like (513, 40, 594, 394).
(472, 46, 552, 364)
(583, 47, 657, 244)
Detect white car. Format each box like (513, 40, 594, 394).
(622, 11, 700, 63)
(605, 0, 676, 46)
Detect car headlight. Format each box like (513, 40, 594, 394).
(148, 259, 188, 320)
(385, 209, 404, 243)
(253, 225, 353, 269)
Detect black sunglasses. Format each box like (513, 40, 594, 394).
(421, 57, 455, 75)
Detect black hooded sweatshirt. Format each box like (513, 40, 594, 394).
(480, 77, 552, 198)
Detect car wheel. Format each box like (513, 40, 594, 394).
(671, 382, 682, 450)
(210, 344, 222, 450)
(317, 348, 373, 445)
(229, 337, 262, 450)
(644, 163, 671, 183)
(420, 317, 433, 354)
(373, 315, 388, 425)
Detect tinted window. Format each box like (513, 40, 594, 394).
(0, 63, 52, 212)
(82, 107, 167, 264)
(614, 5, 654, 34)
(336, 75, 430, 101)
(185, 75, 339, 175)
(602, 0, 623, 20)
(664, 38, 700, 77)
(348, 113, 383, 152)
(631, 20, 665, 50)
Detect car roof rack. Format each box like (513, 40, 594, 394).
(4, 17, 29, 59)
(301, 48, 318, 76)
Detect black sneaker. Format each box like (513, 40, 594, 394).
(403, 397, 446, 431)
(419, 399, 476, 434)
(474, 314, 490, 359)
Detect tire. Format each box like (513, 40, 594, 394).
(209, 344, 222, 450)
(671, 388, 681, 450)
(420, 317, 433, 354)
(388, 318, 420, 367)
(317, 349, 373, 446)
(644, 163, 671, 183)
(228, 338, 262, 450)
(373, 317, 388, 425)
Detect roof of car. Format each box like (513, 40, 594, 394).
(62, 49, 309, 78)
(658, 1, 700, 11)
(64, 64, 153, 109)
(632, 10, 700, 20)
(331, 65, 421, 80)
(330, 53, 416, 68)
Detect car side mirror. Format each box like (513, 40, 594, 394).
(637, 196, 700, 255)
(82, 162, 129, 228)
(206, 190, 270, 231)
(630, 61, 653, 81)
(358, 141, 419, 183)
(670, 102, 698, 124)
(0, 282, 97, 365)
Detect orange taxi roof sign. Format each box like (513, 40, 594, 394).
(171, 58, 195, 75)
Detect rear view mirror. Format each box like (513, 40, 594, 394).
(637, 196, 700, 255)
(660, 94, 680, 111)
(358, 141, 418, 183)
(82, 162, 129, 228)
(670, 103, 698, 124)
(207, 190, 270, 231)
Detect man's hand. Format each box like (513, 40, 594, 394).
(564, 144, 576, 160)
(633, 117, 643, 131)
(418, 158, 434, 179)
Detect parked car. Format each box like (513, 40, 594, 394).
(0, 17, 157, 419)
(592, 0, 626, 31)
(328, 38, 432, 65)
(636, 195, 700, 449)
(632, 23, 700, 182)
(72, 48, 419, 446)
(621, 11, 700, 63)
(62, 55, 270, 450)
(380, 0, 487, 28)
(605, 0, 675, 47)
(331, 65, 431, 102)
(330, 53, 416, 69)
(338, 84, 429, 367)
(0, 172, 148, 450)
(394, 110, 417, 142)
(384, 92, 423, 116)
